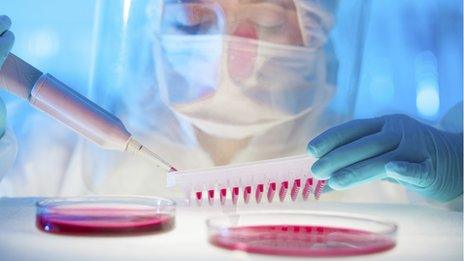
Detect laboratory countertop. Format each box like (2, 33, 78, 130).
(0, 197, 462, 261)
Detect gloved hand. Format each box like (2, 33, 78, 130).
(0, 15, 14, 137)
(307, 114, 463, 202)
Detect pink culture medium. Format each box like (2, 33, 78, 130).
(207, 213, 397, 257)
(36, 197, 175, 235)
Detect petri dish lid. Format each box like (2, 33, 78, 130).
(36, 196, 175, 235)
(207, 211, 397, 257)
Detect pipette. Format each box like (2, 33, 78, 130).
(0, 53, 176, 172)
(167, 155, 326, 206)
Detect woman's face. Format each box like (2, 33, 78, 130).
(160, 0, 305, 46)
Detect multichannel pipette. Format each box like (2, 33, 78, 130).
(167, 155, 326, 205)
(0, 53, 176, 172)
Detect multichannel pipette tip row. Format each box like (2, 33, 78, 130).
(167, 155, 325, 206)
(191, 179, 326, 206)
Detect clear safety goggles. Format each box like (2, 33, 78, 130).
(158, 0, 332, 47)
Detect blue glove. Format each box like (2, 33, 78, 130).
(0, 15, 14, 137)
(307, 114, 463, 202)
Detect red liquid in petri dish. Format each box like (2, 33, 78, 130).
(210, 225, 395, 257)
(36, 208, 175, 235)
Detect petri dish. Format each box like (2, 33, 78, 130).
(207, 211, 397, 257)
(36, 196, 175, 235)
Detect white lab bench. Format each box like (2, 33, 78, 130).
(0, 198, 462, 260)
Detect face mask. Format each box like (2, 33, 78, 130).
(154, 34, 332, 139)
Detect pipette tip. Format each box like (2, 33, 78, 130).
(126, 138, 176, 173)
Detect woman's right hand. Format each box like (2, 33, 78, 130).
(0, 15, 15, 137)
(0, 15, 16, 180)
(0, 15, 14, 64)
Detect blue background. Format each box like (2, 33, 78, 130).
(0, 0, 462, 125)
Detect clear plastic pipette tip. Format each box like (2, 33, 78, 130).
(126, 138, 177, 172)
(139, 145, 177, 172)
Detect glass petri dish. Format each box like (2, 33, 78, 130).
(207, 211, 397, 257)
(36, 196, 175, 235)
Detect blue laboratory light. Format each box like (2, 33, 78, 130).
(416, 86, 440, 117)
(415, 51, 440, 118)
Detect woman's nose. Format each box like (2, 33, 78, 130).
(227, 21, 258, 82)
(231, 20, 257, 39)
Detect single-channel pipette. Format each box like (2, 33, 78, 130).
(0, 53, 176, 172)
